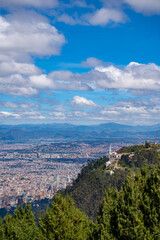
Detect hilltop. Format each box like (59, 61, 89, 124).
(61, 142, 160, 220)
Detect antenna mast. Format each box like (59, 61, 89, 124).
(156, 132, 158, 144)
(139, 135, 141, 145)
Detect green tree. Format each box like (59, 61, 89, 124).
(92, 188, 118, 240)
(95, 165, 160, 239)
(4, 202, 39, 240)
(40, 193, 94, 240)
(0, 218, 6, 240)
(145, 141, 150, 149)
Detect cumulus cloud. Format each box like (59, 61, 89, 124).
(74, 111, 88, 117)
(4, 102, 18, 109)
(49, 61, 160, 92)
(56, 0, 160, 27)
(30, 75, 55, 89)
(20, 111, 46, 119)
(0, 74, 38, 95)
(0, 12, 65, 58)
(82, 57, 103, 67)
(57, 7, 127, 26)
(0, 108, 47, 120)
(124, 0, 160, 15)
(67, 96, 160, 124)
(95, 62, 160, 90)
(57, 14, 80, 25)
(83, 8, 126, 26)
(0, 0, 58, 9)
(20, 103, 40, 109)
(49, 111, 66, 119)
(71, 96, 100, 108)
(98, 98, 160, 124)
(0, 60, 40, 77)
(0, 11, 66, 96)
(1, 59, 160, 96)
(48, 71, 91, 90)
(101, 0, 160, 15)
(1, 93, 160, 124)
(0, 111, 20, 119)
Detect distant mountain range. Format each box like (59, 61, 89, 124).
(0, 122, 160, 142)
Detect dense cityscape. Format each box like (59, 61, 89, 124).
(0, 141, 131, 209)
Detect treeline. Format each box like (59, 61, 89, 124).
(0, 163, 160, 239)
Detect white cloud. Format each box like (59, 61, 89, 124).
(95, 62, 160, 90)
(0, 11, 66, 96)
(71, 96, 100, 108)
(4, 102, 17, 108)
(56, 0, 160, 27)
(49, 111, 66, 119)
(74, 111, 88, 117)
(57, 14, 80, 25)
(124, 0, 160, 15)
(84, 8, 126, 26)
(1, 59, 160, 96)
(2, 93, 160, 124)
(72, 0, 89, 8)
(30, 75, 55, 89)
(67, 97, 160, 124)
(98, 98, 160, 124)
(21, 111, 46, 119)
(100, 0, 123, 8)
(0, 74, 38, 95)
(0, 12, 65, 58)
(0, 111, 20, 118)
(0, 0, 58, 9)
(48, 71, 91, 90)
(28, 115, 46, 120)
(0, 60, 40, 76)
(93, 0, 160, 16)
(20, 103, 40, 109)
(82, 57, 103, 67)
(57, 7, 126, 26)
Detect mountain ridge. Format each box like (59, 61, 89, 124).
(0, 122, 160, 141)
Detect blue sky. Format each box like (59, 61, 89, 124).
(0, 0, 160, 125)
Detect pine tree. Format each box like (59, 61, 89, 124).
(40, 193, 94, 240)
(92, 188, 118, 240)
(0, 218, 6, 240)
(110, 172, 147, 239)
(95, 164, 160, 240)
(140, 166, 160, 238)
(4, 202, 40, 240)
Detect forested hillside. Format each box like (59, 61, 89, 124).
(61, 156, 129, 220)
(61, 143, 160, 220)
(0, 144, 160, 239)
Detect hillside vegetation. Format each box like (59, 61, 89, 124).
(119, 142, 160, 168)
(61, 156, 128, 220)
(0, 144, 160, 239)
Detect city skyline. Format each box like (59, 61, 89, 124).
(0, 0, 160, 125)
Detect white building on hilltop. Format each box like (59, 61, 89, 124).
(106, 161, 111, 167)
